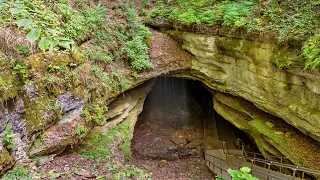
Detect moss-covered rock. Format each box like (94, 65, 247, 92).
(0, 145, 14, 175)
(213, 92, 320, 169)
(26, 52, 84, 77)
(173, 31, 320, 144)
(0, 51, 20, 101)
(71, 80, 155, 161)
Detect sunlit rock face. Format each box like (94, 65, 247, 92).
(2, 27, 320, 174)
(172, 32, 320, 143)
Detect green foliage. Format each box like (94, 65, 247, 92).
(53, 2, 87, 40)
(13, 63, 28, 80)
(125, 36, 152, 71)
(149, 0, 320, 69)
(0, 77, 5, 91)
(227, 167, 258, 180)
(96, 0, 153, 72)
(0, 0, 74, 52)
(111, 120, 132, 161)
(303, 33, 320, 70)
(215, 174, 226, 180)
(79, 132, 113, 160)
(2, 122, 14, 150)
(100, 163, 152, 180)
(149, 0, 259, 27)
(2, 166, 31, 180)
(74, 124, 88, 138)
(81, 102, 109, 125)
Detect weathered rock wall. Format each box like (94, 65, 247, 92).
(171, 31, 320, 143)
(213, 92, 320, 168)
(1, 28, 320, 175)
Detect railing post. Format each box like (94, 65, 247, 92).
(264, 156, 267, 168)
(225, 141, 230, 154)
(292, 166, 298, 180)
(250, 158, 254, 171)
(280, 157, 283, 173)
(220, 157, 222, 175)
(267, 161, 272, 180)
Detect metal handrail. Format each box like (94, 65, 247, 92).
(224, 140, 320, 168)
(242, 147, 320, 167)
(205, 153, 289, 180)
(219, 140, 320, 179)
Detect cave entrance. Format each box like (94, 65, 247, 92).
(131, 77, 252, 161)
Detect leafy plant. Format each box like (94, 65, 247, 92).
(74, 124, 88, 138)
(2, 122, 14, 150)
(303, 33, 320, 70)
(0, 0, 75, 52)
(125, 35, 153, 71)
(227, 167, 258, 180)
(149, 0, 320, 70)
(215, 174, 226, 180)
(13, 63, 28, 81)
(2, 166, 30, 180)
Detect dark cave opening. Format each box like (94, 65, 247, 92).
(131, 77, 257, 160)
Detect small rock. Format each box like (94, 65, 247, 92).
(266, 122, 274, 128)
(75, 169, 95, 178)
(285, 132, 292, 137)
(144, 165, 152, 170)
(158, 160, 167, 168)
(168, 146, 177, 150)
(275, 131, 283, 135)
(154, 137, 161, 142)
(170, 153, 179, 160)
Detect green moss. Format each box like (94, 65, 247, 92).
(271, 47, 304, 69)
(27, 53, 83, 75)
(78, 131, 114, 160)
(24, 94, 57, 135)
(0, 150, 14, 175)
(0, 71, 19, 101)
(111, 120, 132, 161)
(0, 52, 20, 101)
(249, 119, 287, 147)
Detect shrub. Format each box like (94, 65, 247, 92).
(2, 166, 30, 180)
(2, 122, 14, 150)
(125, 36, 153, 71)
(303, 33, 320, 69)
(227, 167, 258, 180)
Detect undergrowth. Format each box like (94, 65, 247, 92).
(148, 0, 320, 69)
(1, 0, 153, 73)
(2, 166, 31, 180)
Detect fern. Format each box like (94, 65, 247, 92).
(303, 33, 320, 70)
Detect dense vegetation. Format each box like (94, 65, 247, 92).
(148, 0, 320, 69)
(0, 0, 153, 72)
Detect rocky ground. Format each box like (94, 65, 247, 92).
(131, 105, 204, 160)
(33, 153, 214, 180)
(130, 157, 214, 180)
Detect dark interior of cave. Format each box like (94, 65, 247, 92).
(131, 77, 257, 160)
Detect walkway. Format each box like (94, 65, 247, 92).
(205, 149, 313, 180)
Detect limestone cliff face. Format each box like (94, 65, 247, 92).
(172, 32, 320, 143)
(1, 28, 320, 174)
(213, 92, 320, 168)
